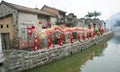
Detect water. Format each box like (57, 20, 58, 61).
(81, 35, 120, 72)
(25, 34, 119, 72)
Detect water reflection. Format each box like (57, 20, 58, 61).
(81, 35, 120, 72)
(25, 40, 108, 72)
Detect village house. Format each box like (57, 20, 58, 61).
(0, 1, 58, 49)
(41, 5, 66, 25)
(65, 13, 78, 27)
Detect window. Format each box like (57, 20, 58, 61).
(0, 25, 3, 28)
(7, 24, 9, 28)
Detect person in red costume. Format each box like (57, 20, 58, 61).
(34, 37, 38, 51)
(89, 30, 93, 38)
(77, 33, 81, 42)
(82, 32, 86, 41)
(99, 26, 104, 35)
(47, 37, 52, 49)
(70, 33, 74, 45)
(58, 34, 63, 46)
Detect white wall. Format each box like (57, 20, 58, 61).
(17, 12, 42, 40)
(50, 17, 57, 26)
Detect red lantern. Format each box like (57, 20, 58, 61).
(39, 21, 42, 24)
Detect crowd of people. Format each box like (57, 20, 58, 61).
(33, 24, 105, 51)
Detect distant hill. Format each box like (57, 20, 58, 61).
(107, 12, 120, 28)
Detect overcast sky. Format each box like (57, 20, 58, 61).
(0, 0, 120, 20)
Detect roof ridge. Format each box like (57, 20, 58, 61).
(1, 1, 55, 16)
(41, 5, 66, 13)
(1, 1, 37, 10)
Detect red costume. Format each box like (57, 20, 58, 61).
(99, 27, 104, 35)
(58, 34, 63, 46)
(70, 34, 74, 44)
(34, 37, 38, 51)
(77, 33, 81, 42)
(89, 30, 93, 38)
(47, 37, 53, 49)
(82, 32, 85, 40)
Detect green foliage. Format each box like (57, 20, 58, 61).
(85, 12, 94, 18)
(85, 11, 101, 19)
(93, 11, 101, 18)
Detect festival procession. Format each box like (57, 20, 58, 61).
(29, 22, 105, 51)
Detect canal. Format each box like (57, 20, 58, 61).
(25, 34, 119, 72)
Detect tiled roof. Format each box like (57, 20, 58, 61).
(41, 5, 66, 13)
(1, 1, 55, 16)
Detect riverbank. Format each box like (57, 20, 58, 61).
(1, 31, 113, 72)
(25, 37, 109, 72)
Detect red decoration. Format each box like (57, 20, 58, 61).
(99, 27, 104, 35)
(58, 34, 63, 46)
(82, 32, 85, 41)
(47, 37, 52, 49)
(27, 27, 32, 36)
(39, 21, 42, 24)
(89, 30, 93, 38)
(31, 25, 35, 29)
(27, 25, 36, 37)
(34, 37, 39, 51)
(77, 33, 81, 42)
(70, 34, 74, 44)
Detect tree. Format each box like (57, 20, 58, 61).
(93, 11, 101, 19)
(85, 12, 94, 19)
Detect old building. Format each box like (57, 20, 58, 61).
(66, 13, 78, 27)
(0, 1, 56, 49)
(41, 5, 66, 25)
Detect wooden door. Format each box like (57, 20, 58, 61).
(1, 33, 10, 50)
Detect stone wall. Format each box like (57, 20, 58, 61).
(0, 4, 16, 18)
(1, 32, 113, 72)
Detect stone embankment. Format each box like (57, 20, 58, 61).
(0, 31, 113, 72)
